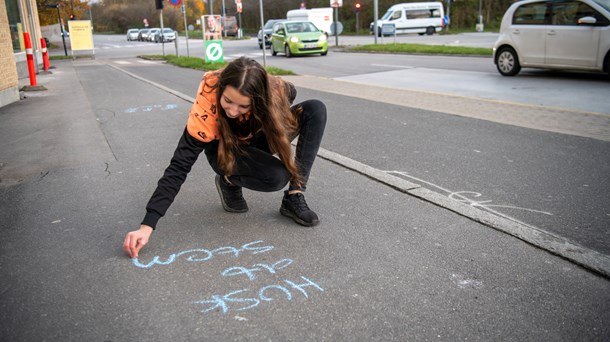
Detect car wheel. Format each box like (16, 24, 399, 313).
(496, 47, 521, 76)
(271, 45, 277, 56)
(321, 50, 327, 56)
(377, 27, 382, 37)
(259, 43, 263, 49)
(426, 26, 434, 35)
(284, 45, 292, 58)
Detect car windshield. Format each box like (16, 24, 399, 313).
(593, 0, 610, 11)
(163, 28, 173, 33)
(285, 22, 318, 33)
(128, 29, 138, 33)
(381, 10, 393, 20)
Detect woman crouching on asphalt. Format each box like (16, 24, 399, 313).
(123, 56, 327, 258)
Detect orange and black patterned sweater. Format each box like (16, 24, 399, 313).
(142, 71, 296, 229)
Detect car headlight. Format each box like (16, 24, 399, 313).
(290, 36, 299, 43)
(319, 34, 327, 42)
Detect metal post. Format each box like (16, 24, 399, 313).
(159, 10, 165, 56)
(222, 0, 226, 37)
(238, 12, 242, 38)
(46, 4, 69, 56)
(259, 0, 266, 67)
(175, 32, 179, 56)
(334, 7, 338, 47)
(373, 0, 378, 44)
(182, 3, 190, 56)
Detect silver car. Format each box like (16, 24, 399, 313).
(147, 28, 161, 42)
(160, 28, 177, 42)
(138, 28, 150, 41)
(126, 29, 139, 41)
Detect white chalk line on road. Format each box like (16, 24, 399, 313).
(104, 60, 610, 279)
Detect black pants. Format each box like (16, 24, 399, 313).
(205, 99, 327, 192)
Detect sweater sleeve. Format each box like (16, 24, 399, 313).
(142, 127, 209, 229)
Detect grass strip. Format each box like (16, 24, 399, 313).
(139, 54, 296, 75)
(347, 43, 492, 56)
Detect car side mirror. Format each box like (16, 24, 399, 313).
(577, 16, 597, 25)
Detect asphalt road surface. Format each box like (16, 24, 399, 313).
(0, 34, 608, 341)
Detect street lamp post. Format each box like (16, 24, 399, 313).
(46, 4, 68, 56)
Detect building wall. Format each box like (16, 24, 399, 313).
(0, 0, 20, 108)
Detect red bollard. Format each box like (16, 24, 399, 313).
(23, 32, 37, 86)
(40, 38, 51, 72)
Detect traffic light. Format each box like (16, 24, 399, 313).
(69, 14, 75, 20)
(155, 0, 164, 10)
(354, 2, 361, 13)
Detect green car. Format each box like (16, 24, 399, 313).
(271, 21, 328, 57)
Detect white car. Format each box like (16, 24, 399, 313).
(493, 0, 610, 77)
(147, 28, 161, 42)
(126, 29, 140, 41)
(160, 28, 177, 42)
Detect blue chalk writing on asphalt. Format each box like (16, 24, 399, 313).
(131, 240, 273, 269)
(221, 258, 293, 280)
(284, 276, 324, 298)
(129, 240, 324, 315)
(193, 276, 324, 315)
(259, 285, 292, 301)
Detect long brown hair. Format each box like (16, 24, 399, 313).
(215, 57, 301, 186)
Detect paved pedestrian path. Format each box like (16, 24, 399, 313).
(284, 75, 610, 142)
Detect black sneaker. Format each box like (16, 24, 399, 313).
(280, 190, 319, 227)
(215, 175, 248, 213)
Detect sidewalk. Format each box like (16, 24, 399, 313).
(1, 60, 608, 341)
(284, 75, 610, 142)
(2, 60, 113, 185)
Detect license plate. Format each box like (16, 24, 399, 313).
(303, 43, 317, 49)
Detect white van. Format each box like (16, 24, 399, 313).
(370, 2, 445, 36)
(287, 8, 333, 35)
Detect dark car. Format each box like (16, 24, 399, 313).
(258, 19, 282, 49)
